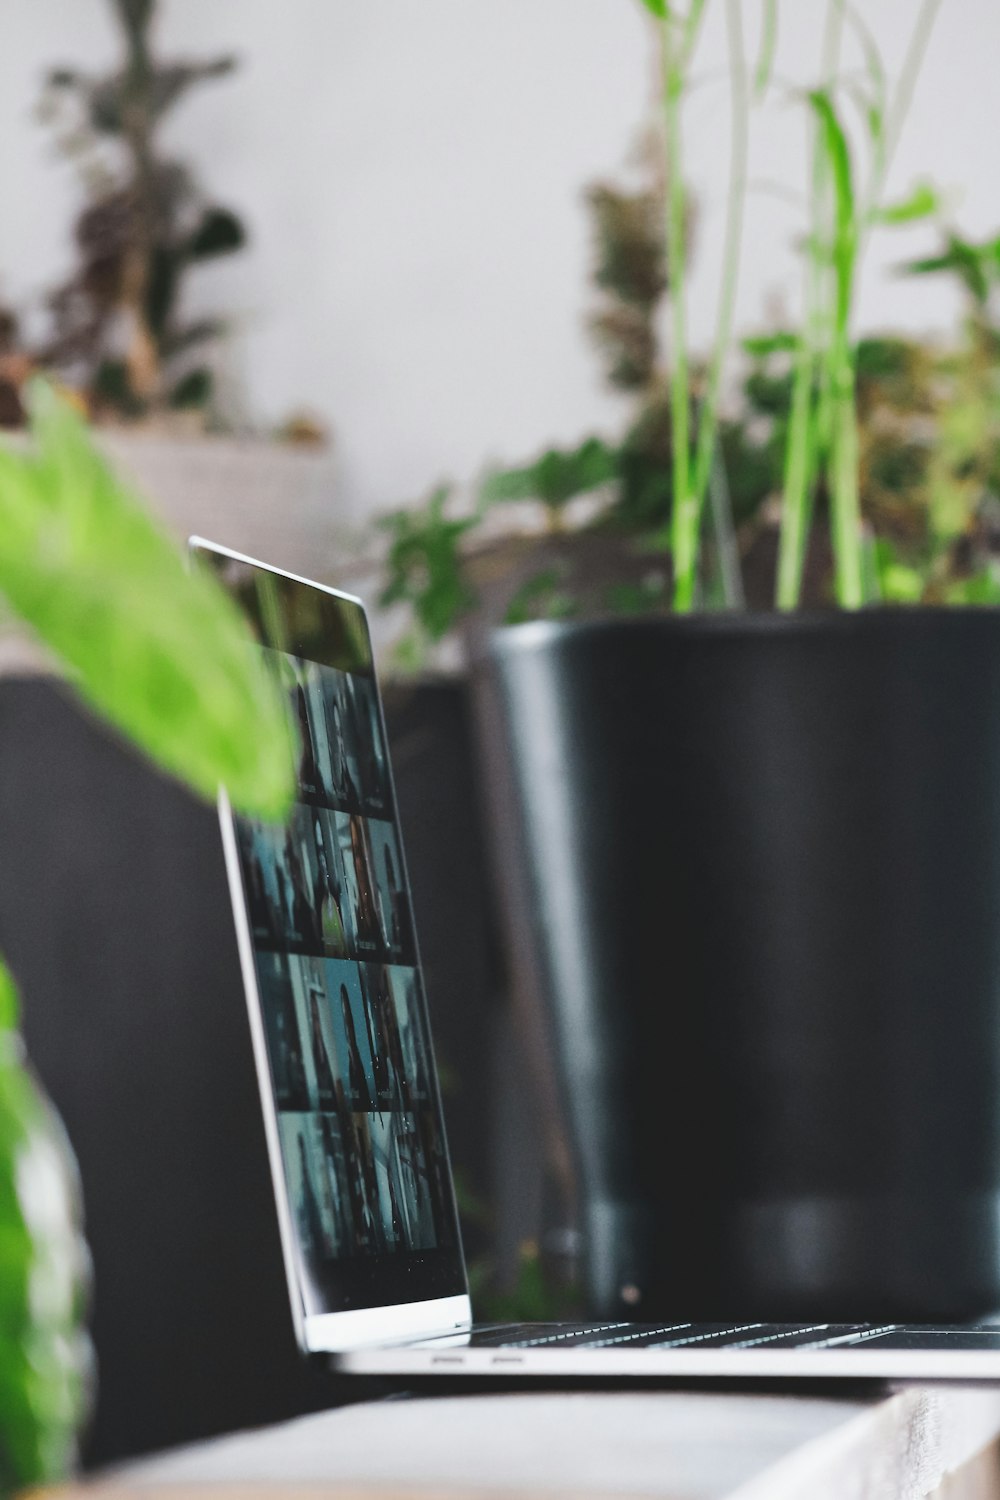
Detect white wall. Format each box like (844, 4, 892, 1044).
(0, 1, 996, 531)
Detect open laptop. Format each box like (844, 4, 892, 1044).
(191, 536, 1000, 1383)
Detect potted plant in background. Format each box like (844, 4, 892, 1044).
(0, 380, 294, 1489)
(381, 0, 1000, 1325)
(0, 0, 341, 585)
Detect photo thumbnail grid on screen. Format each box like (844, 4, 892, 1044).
(236, 644, 455, 1298)
(280, 650, 389, 819)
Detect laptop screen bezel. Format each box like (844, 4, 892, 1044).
(193, 537, 471, 1353)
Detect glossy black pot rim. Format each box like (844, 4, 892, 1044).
(489, 605, 1000, 655)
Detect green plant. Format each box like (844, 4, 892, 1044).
(37, 0, 245, 418)
(645, 0, 750, 609)
(875, 228, 1000, 602)
(0, 380, 295, 1488)
(379, 1, 997, 659)
(638, 0, 945, 611)
(772, 2, 945, 608)
(378, 485, 480, 668)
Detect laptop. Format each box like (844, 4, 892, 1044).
(191, 535, 1000, 1382)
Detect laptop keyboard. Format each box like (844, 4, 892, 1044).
(470, 1322, 891, 1351)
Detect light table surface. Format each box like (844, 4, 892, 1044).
(51, 1384, 1000, 1500)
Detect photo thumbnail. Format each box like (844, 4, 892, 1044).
(311, 664, 366, 811)
(335, 812, 384, 956)
(286, 655, 341, 805)
(238, 805, 351, 958)
(255, 951, 310, 1111)
(286, 655, 390, 818)
(290, 954, 349, 1110)
(336, 813, 412, 962)
(367, 819, 414, 962)
(365, 1109, 444, 1253)
(384, 966, 432, 1104)
(279, 1113, 372, 1291)
(338, 670, 390, 816)
(324, 958, 381, 1111)
(357, 963, 432, 1108)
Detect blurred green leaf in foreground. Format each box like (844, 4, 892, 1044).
(0, 380, 297, 1488)
(0, 959, 91, 1495)
(0, 379, 296, 820)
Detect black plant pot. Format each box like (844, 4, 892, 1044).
(487, 609, 1000, 1324)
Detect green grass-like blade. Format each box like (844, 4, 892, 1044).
(754, 0, 778, 98)
(808, 90, 856, 313)
(776, 335, 820, 609)
(807, 89, 865, 607)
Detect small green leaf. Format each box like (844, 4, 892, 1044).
(742, 331, 799, 357)
(378, 484, 477, 644)
(636, 0, 668, 16)
(945, 570, 1000, 606)
(481, 437, 617, 512)
(0, 961, 18, 1031)
(503, 569, 577, 626)
(900, 232, 996, 304)
(808, 89, 858, 328)
(0, 382, 296, 819)
(872, 539, 923, 604)
(876, 181, 940, 225)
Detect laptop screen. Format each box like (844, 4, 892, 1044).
(195, 541, 465, 1320)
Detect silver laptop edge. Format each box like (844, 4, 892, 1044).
(201, 538, 472, 1354)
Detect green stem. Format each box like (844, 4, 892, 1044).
(708, 440, 745, 608)
(667, 0, 742, 612)
(829, 0, 941, 607)
(662, 15, 694, 609)
(775, 348, 819, 609)
(754, 0, 778, 99)
(775, 0, 844, 609)
(830, 354, 864, 606)
(690, 0, 749, 511)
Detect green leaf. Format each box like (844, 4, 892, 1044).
(944, 569, 1000, 606)
(481, 437, 617, 512)
(0, 961, 17, 1032)
(742, 331, 799, 357)
(900, 232, 995, 304)
(605, 574, 668, 615)
(875, 181, 940, 225)
(0, 382, 296, 819)
(807, 89, 858, 338)
(636, 0, 668, 16)
(0, 996, 92, 1487)
(503, 570, 577, 626)
(873, 539, 924, 604)
(880, 563, 924, 603)
(378, 485, 477, 643)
